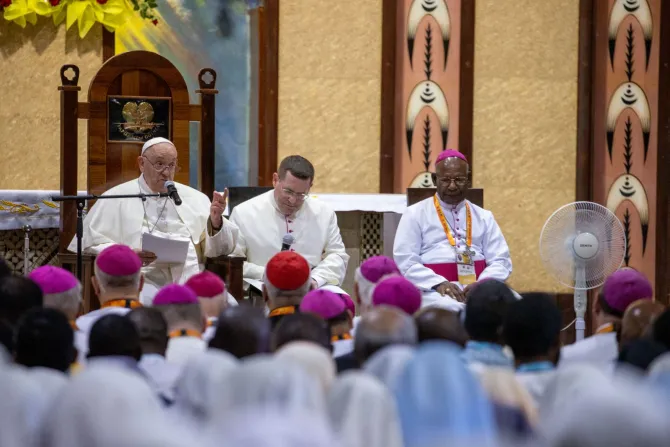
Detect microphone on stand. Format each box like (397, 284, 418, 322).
(164, 181, 182, 206)
(281, 233, 295, 251)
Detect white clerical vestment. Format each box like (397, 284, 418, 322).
(393, 196, 512, 310)
(69, 176, 238, 304)
(229, 190, 349, 288)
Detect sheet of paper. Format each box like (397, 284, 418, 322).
(141, 232, 189, 264)
(245, 278, 264, 292)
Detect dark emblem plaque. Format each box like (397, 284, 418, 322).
(108, 96, 171, 142)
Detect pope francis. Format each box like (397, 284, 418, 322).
(68, 137, 238, 304)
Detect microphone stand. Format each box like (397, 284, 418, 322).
(51, 192, 169, 283)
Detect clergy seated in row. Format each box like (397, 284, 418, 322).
(560, 269, 653, 371)
(461, 280, 517, 373)
(127, 307, 182, 402)
(394, 149, 512, 311)
(338, 306, 418, 373)
(300, 289, 354, 358)
(415, 307, 469, 347)
(70, 137, 238, 305)
(74, 245, 144, 361)
(208, 306, 272, 359)
(184, 271, 233, 343)
(152, 285, 206, 366)
(503, 292, 562, 407)
(230, 155, 350, 295)
(263, 251, 313, 328)
(619, 300, 667, 352)
(28, 266, 82, 330)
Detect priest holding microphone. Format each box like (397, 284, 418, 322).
(393, 150, 513, 310)
(69, 137, 238, 304)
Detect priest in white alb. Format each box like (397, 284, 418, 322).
(68, 137, 238, 304)
(393, 149, 512, 311)
(229, 155, 349, 293)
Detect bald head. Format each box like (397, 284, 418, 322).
(354, 306, 418, 365)
(620, 300, 666, 349)
(209, 306, 271, 359)
(415, 308, 469, 347)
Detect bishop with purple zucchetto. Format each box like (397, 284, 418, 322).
(393, 149, 512, 311)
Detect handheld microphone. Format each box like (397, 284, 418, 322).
(164, 181, 182, 206)
(281, 233, 295, 251)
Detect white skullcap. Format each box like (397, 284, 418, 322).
(141, 137, 174, 155)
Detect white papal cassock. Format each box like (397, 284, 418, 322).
(393, 195, 512, 310)
(69, 175, 238, 304)
(230, 190, 349, 288)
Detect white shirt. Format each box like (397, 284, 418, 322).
(559, 326, 618, 374)
(516, 370, 556, 407)
(138, 353, 183, 402)
(333, 338, 354, 358)
(165, 336, 206, 366)
(393, 196, 512, 309)
(230, 190, 349, 287)
(68, 175, 238, 304)
(203, 317, 217, 343)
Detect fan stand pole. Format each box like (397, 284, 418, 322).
(574, 264, 588, 341)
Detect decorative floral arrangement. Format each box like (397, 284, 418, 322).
(1, 0, 159, 38)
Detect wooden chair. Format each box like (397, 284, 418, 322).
(57, 51, 219, 312)
(205, 186, 273, 302)
(407, 188, 484, 207)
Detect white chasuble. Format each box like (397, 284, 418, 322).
(229, 190, 349, 288)
(69, 176, 238, 304)
(393, 196, 512, 310)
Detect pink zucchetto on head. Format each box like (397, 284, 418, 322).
(435, 149, 468, 166)
(95, 245, 142, 276)
(152, 284, 198, 306)
(359, 256, 401, 283)
(340, 293, 356, 314)
(300, 289, 347, 320)
(185, 271, 226, 298)
(28, 266, 78, 295)
(372, 276, 422, 316)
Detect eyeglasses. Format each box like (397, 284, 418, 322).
(437, 177, 468, 186)
(142, 156, 181, 173)
(281, 188, 310, 201)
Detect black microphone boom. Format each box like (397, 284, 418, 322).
(164, 181, 182, 206)
(281, 233, 295, 251)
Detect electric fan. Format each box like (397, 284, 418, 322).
(539, 202, 626, 341)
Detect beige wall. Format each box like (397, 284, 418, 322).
(0, 20, 102, 191)
(277, 0, 382, 193)
(473, 0, 579, 292)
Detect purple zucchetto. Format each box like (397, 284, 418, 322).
(95, 244, 142, 276)
(601, 269, 653, 316)
(152, 284, 198, 306)
(28, 266, 78, 294)
(435, 149, 468, 166)
(372, 276, 422, 316)
(340, 294, 356, 314)
(300, 289, 347, 320)
(359, 256, 401, 283)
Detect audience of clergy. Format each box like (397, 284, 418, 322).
(5, 150, 670, 446)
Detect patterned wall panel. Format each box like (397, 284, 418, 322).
(394, 0, 464, 192)
(592, 0, 660, 288)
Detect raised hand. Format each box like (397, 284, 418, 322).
(210, 188, 228, 229)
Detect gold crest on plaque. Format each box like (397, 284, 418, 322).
(121, 102, 157, 134)
(108, 96, 170, 142)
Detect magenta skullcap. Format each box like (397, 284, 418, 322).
(95, 244, 142, 276)
(28, 266, 78, 294)
(602, 269, 653, 315)
(372, 276, 422, 315)
(300, 289, 347, 320)
(341, 293, 356, 314)
(435, 149, 468, 166)
(152, 284, 198, 306)
(185, 271, 226, 298)
(359, 256, 401, 283)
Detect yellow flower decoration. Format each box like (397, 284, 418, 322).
(33, 0, 67, 26)
(3, 0, 38, 28)
(66, 0, 128, 38)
